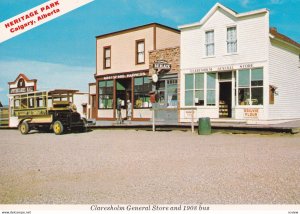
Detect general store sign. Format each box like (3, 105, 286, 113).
(189, 63, 256, 73)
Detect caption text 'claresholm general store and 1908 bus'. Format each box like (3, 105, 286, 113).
(3, 3, 300, 128)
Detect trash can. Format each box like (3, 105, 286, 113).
(198, 117, 211, 135)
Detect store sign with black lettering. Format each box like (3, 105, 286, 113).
(10, 86, 35, 94)
(153, 60, 171, 71)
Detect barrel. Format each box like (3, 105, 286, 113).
(198, 117, 211, 135)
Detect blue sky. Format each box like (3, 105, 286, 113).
(0, 0, 299, 105)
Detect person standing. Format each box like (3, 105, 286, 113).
(127, 100, 132, 121)
(116, 99, 122, 124)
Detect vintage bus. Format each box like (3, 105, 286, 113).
(10, 89, 87, 135)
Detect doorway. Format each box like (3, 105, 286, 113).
(116, 79, 132, 117)
(219, 82, 232, 118)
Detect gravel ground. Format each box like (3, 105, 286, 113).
(0, 129, 299, 204)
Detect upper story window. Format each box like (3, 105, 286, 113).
(103, 46, 111, 69)
(205, 30, 215, 56)
(227, 27, 237, 53)
(136, 40, 145, 64)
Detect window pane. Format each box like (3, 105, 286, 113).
(99, 95, 113, 109)
(207, 44, 214, 56)
(251, 87, 263, 105)
(144, 77, 150, 84)
(134, 77, 143, 86)
(195, 90, 204, 106)
(107, 80, 113, 87)
(167, 84, 177, 107)
(252, 68, 263, 80)
(207, 73, 216, 89)
(239, 70, 250, 87)
(138, 53, 144, 63)
(105, 49, 110, 57)
(134, 93, 151, 108)
(185, 90, 193, 106)
(238, 88, 250, 105)
(219, 72, 232, 80)
(99, 81, 106, 88)
(195, 73, 204, 89)
(207, 90, 216, 105)
(105, 59, 111, 67)
(185, 74, 194, 90)
(138, 42, 144, 52)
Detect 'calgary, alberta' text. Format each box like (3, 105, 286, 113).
(4, 1, 60, 33)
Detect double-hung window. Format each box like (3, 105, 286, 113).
(238, 68, 263, 105)
(227, 27, 237, 53)
(136, 40, 145, 64)
(103, 46, 111, 69)
(205, 30, 214, 56)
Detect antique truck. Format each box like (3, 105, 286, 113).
(11, 89, 87, 135)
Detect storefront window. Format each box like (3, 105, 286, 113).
(185, 74, 194, 106)
(195, 73, 204, 106)
(166, 79, 178, 107)
(185, 73, 216, 106)
(207, 73, 216, 106)
(99, 80, 113, 109)
(238, 68, 263, 105)
(134, 77, 151, 108)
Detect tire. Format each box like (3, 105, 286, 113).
(81, 118, 87, 133)
(53, 121, 64, 135)
(19, 121, 30, 135)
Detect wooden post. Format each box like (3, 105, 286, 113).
(152, 108, 155, 132)
(191, 109, 194, 133)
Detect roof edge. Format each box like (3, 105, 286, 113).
(179, 3, 268, 30)
(270, 27, 300, 49)
(96, 23, 179, 39)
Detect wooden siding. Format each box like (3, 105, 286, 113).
(268, 40, 300, 119)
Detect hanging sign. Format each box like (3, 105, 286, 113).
(153, 60, 171, 71)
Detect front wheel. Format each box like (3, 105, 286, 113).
(53, 121, 64, 135)
(19, 121, 30, 135)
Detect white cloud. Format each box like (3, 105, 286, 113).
(240, 0, 250, 7)
(0, 60, 94, 104)
(134, 0, 185, 23)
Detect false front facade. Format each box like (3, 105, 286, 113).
(93, 23, 180, 121)
(179, 3, 300, 123)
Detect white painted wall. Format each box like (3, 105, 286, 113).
(180, 6, 271, 121)
(269, 39, 300, 119)
(73, 93, 89, 118)
(181, 9, 268, 70)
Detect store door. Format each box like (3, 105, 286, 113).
(219, 82, 232, 118)
(91, 95, 97, 119)
(116, 79, 132, 119)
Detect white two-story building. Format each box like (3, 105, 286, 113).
(179, 3, 300, 124)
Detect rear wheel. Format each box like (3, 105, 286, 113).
(19, 121, 30, 135)
(53, 121, 64, 135)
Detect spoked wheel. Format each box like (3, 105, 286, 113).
(19, 121, 30, 135)
(53, 121, 64, 135)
